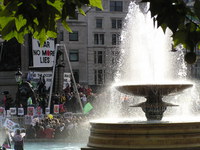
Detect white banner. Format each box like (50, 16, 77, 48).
(32, 38, 55, 67)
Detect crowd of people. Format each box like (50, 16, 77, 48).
(0, 80, 95, 114)
(25, 114, 89, 140)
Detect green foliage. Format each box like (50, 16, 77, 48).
(141, 0, 200, 52)
(0, 0, 103, 45)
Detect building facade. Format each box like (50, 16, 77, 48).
(0, 0, 197, 99)
(0, 0, 134, 99)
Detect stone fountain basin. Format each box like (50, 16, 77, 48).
(115, 83, 193, 96)
(86, 121, 200, 150)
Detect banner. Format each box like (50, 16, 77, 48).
(10, 107, 17, 115)
(18, 108, 24, 116)
(3, 118, 17, 131)
(32, 38, 55, 67)
(54, 105, 59, 114)
(83, 102, 93, 114)
(28, 71, 52, 90)
(27, 107, 34, 116)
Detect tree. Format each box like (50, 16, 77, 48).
(0, 0, 103, 45)
(142, 0, 200, 64)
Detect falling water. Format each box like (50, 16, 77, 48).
(115, 2, 187, 85)
(101, 2, 200, 122)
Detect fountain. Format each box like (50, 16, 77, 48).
(81, 2, 200, 150)
(116, 84, 192, 120)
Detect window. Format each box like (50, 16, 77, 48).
(110, 1, 123, 12)
(94, 69, 105, 85)
(94, 33, 104, 45)
(94, 51, 105, 64)
(69, 49, 79, 62)
(112, 51, 120, 64)
(111, 18, 122, 29)
(96, 18, 103, 28)
(69, 31, 78, 41)
(112, 33, 120, 45)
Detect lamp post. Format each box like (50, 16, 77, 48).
(15, 68, 22, 83)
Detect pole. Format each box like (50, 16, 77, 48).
(57, 44, 84, 113)
(48, 45, 58, 108)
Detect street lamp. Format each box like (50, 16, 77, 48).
(15, 68, 22, 83)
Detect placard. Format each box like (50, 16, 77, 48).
(27, 107, 34, 116)
(24, 115, 33, 125)
(3, 118, 16, 131)
(32, 38, 55, 67)
(36, 106, 42, 115)
(18, 108, 24, 116)
(45, 107, 50, 115)
(54, 105, 59, 114)
(6, 110, 11, 117)
(0, 107, 5, 116)
(10, 107, 17, 115)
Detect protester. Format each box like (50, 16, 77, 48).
(11, 129, 24, 150)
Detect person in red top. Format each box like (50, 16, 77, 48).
(36, 126, 46, 138)
(86, 87, 92, 96)
(44, 125, 55, 139)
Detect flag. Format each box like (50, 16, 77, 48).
(83, 102, 93, 114)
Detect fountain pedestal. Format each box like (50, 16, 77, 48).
(132, 94, 177, 120)
(82, 84, 195, 150)
(116, 84, 192, 120)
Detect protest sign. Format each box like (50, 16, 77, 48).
(6, 110, 11, 117)
(36, 106, 42, 115)
(32, 38, 55, 67)
(54, 105, 59, 114)
(10, 107, 17, 115)
(45, 107, 50, 115)
(0, 107, 5, 116)
(3, 118, 17, 131)
(24, 115, 33, 125)
(27, 107, 34, 116)
(18, 108, 24, 116)
(83, 102, 93, 114)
